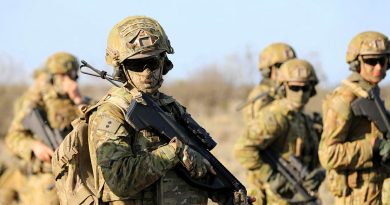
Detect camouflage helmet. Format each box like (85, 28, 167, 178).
(106, 16, 174, 66)
(259, 43, 296, 70)
(346, 31, 390, 63)
(277, 59, 318, 85)
(46, 52, 79, 75)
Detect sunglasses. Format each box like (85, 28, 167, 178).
(362, 57, 388, 67)
(274, 63, 283, 69)
(288, 85, 312, 92)
(123, 57, 162, 72)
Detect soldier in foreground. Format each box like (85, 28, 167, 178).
(319, 31, 390, 205)
(71, 16, 254, 205)
(5, 52, 87, 205)
(240, 43, 296, 122)
(235, 59, 324, 205)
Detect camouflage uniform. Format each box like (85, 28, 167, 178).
(235, 59, 322, 205)
(319, 73, 388, 205)
(242, 43, 296, 122)
(382, 178, 390, 205)
(243, 78, 276, 122)
(0, 160, 22, 205)
(319, 31, 390, 205)
(88, 87, 209, 204)
(5, 52, 82, 205)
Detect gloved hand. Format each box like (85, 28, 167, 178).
(209, 190, 256, 205)
(303, 168, 325, 192)
(171, 137, 216, 178)
(373, 137, 390, 163)
(233, 190, 256, 205)
(268, 172, 293, 196)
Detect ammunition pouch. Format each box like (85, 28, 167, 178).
(326, 169, 350, 197)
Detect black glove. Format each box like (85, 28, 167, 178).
(373, 137, 390, 163)
(303, 168, 325, 192)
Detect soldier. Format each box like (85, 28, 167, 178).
(5, 52, 87, 205)
(241, 43, 296, 122)
(235, 59, 324, 205)
(85, 16, 254, 205)
(319, 31, 390, 205)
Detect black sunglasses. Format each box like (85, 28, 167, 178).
(288, 85, 311, 92)
(123, 57, 162, 72)
(362, 57, 388, 67)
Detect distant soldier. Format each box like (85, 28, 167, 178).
(319, 31, 390, 205)
(235, 59, 324, 205)
(5, 52, 88, 205)
(241, 43, 296, 122)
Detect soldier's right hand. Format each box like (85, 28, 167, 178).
(170, 137, 216, 178)
(62, 75, 83, 105)
(373, 137, 390, 163)
(31, 141, 54, 163)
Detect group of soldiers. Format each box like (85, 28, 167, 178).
(0, 15, 389, 205)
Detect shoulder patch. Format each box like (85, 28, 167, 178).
(97, 116, 121, 134)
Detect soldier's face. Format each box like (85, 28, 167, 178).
(359, 55, 388, 85)
(53, 74, 82, 103)
(285, 82, 312, 110)
(123, 56, 164, 93)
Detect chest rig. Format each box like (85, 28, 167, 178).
(126, 93, 208, 205)
(281, 112, 317, 166)
(41, 84, 79, 133)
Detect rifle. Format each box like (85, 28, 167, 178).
(261, 149, 321, 205)
(236, 92, 274, 111)
(22, 108, 63, 150)
(125, 93, 251, 204)
(351, 86, 390, 137)
(81, 60, 252, 204)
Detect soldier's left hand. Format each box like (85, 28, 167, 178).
(373, 137, 390, 164)
(303, 168, 325, 191)
(31, 141, 54, 163)
(233, 190, 256, 205)
(180, 145, 216, 178)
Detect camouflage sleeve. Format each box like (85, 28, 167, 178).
(235, 110, 288, 170)
(318, 93, 373, 170)
(90, 103, 179, 197)
(5, 92, 40, 161)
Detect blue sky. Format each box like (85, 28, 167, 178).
(1, 0, 390, 86)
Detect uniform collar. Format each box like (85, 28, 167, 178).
(347, 72, 375, 92)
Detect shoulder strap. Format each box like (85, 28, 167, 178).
(342, 80, 369, 98)
(105, 94, 130, 117)
(82, 93, 131, 121)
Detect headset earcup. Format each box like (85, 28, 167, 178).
(261, 67, 271, 78)
(113, 65, 126, 83)
(277, 84, 286, 97)
(162, 57, 173, 75)
(310, 87, 317, 97)
(349, 60, 360, 72)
